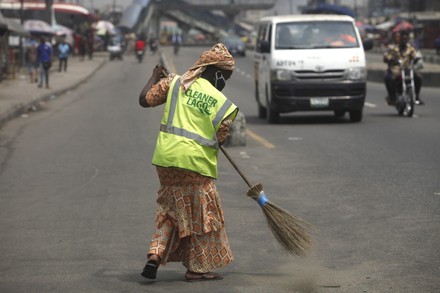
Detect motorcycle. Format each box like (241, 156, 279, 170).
(136, 50, 144, 63)
(149, 39, 158, 55)
(173, 42, 180, 55)
(395, 59, 416, 117)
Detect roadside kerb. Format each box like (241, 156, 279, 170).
(367, 68, 440, 87)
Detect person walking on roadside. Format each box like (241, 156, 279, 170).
(149, 35, 158, 54)
(138, 43, 238, 282)
(78, 35, 86, 61)
(435, 36, 440, 56)
(171, 32, 182, 55)
(25, 38, 39, 83)
(37, 36, 53, 89)
(86, 29, 94, 60)
(58, 38, 70, 72)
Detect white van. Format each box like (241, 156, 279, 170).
(254, 14, 373, 123)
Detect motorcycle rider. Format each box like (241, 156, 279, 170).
(135, 36, 146, 62)
(383, 30, 424, 105)
(149, 35, 158, 54)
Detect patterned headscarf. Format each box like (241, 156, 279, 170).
(180, 43, 235, 90)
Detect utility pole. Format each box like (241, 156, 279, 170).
(45, 0, 53, 25)
(19, 0, 24, 67)
(113, 0, 116, 22)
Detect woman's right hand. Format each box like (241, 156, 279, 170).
(152, 65, 168, 79)
(140, 65, 168, 107)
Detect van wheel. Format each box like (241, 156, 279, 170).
(266, 94, 279, 123)
(258, 103, 266, 119)
(266, 88, 280, 123)
(349, 109, 363, 122)
(255, 83, 259, 100)
(256, 84, 266, 118)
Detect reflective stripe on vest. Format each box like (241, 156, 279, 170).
(159, 79, 232, 150)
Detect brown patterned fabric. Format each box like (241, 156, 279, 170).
(144, 73, 176, 107)
(148, 167, 234, 273)
(383, 43, 417, 75)
(180, 43, 235, 90)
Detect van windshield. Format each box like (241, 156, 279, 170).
(275, 21, 359, 49)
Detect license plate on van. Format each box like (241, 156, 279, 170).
(310, 98, 329, 108)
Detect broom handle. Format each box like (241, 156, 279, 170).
(220, 145, 253, 188)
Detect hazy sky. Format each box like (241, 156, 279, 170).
(85, 0, 359, 13)
(84, 0, 127, 11)
(272, 0, 359, 14)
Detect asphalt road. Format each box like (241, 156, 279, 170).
(0, 47, 439, 293)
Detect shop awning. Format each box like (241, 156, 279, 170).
(0, 13, 29, 37)
(24, 19, 54, 35)
(376, 19, 396, 31)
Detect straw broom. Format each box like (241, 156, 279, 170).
(220, 145, 315, 256)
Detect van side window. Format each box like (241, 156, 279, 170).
(256, 24, 267, 53)
(266, 24, 272, 43)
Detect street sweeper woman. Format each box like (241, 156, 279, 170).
(138, 43, 238, 282)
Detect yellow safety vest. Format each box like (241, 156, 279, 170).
(152, 76, 238, 178)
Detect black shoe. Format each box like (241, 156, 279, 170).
(141, 260, 158, 279)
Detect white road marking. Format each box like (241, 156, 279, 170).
(365, 102, 377, 108)
(235, 67, 252, 79)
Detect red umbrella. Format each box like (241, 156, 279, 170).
(355, 20, 364, 28)
(194, 33, 206, 40)
(392, 20, 413, 32)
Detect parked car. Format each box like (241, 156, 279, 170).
(220, 35, 246, 57)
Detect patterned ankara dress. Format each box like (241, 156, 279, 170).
(145, 74, 234, 273)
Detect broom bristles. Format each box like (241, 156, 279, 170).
(247, 183, 315, 256)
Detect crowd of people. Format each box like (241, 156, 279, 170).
(21, 28, 172, 89)
(24, 36, 73, 89)
(23, 22, 101, 88)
